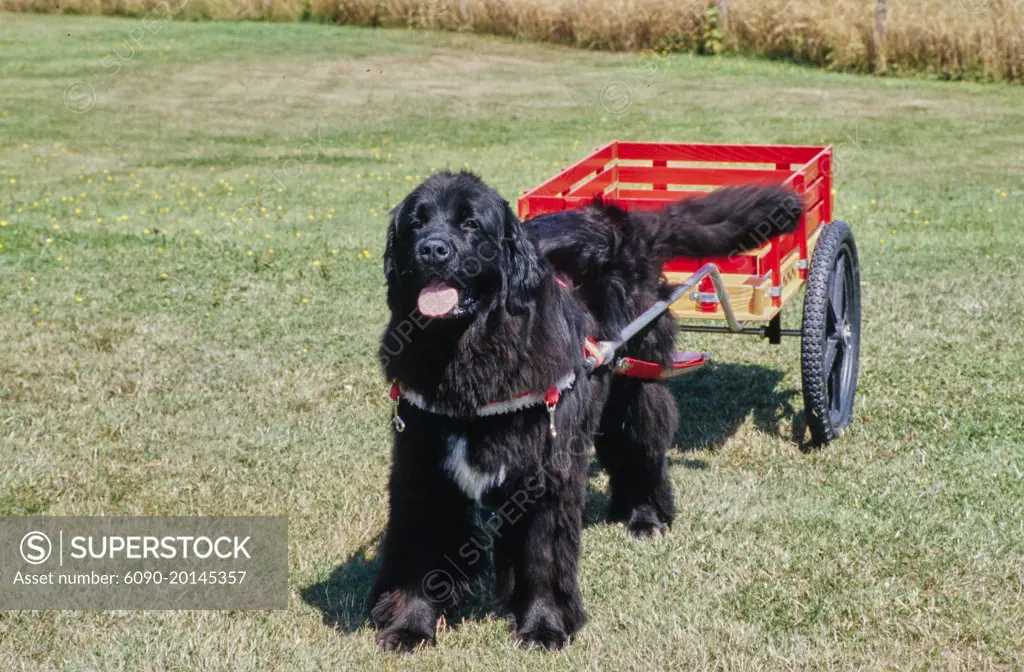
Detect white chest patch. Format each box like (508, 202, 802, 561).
(444, 434, 506, 503)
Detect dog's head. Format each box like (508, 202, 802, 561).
(383, 171, 541, 320)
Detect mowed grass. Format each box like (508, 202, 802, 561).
(1, 13, 1023, 670)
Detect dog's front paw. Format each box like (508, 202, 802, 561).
(513, 603, 570, 650)
(378, 626, 435, 653)
(626, 504, 669, 539)
(371, 590, 439, 652)
(515, 623, 569, 650)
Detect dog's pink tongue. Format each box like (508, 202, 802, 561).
(417, 280, 459, 317)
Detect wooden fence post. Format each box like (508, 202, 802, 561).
(874, 0, 888, 74)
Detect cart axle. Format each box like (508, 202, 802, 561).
(677, 324, 801, 338)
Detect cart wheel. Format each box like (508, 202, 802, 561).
(801, 221, 861, 446)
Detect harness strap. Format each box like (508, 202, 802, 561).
(614, 351, 711, 379)
(392, 370, 576, 420)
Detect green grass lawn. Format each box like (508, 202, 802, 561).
(1, 13, 1023, 670)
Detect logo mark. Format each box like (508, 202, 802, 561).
(63, 81, 96, 114)
(20, 531, 52, 565)
(958, 0, 990, 13)
(601, 81, 634, 114)
(421, 569, 454, 603)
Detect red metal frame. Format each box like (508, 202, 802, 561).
(518, 141, 834, 311)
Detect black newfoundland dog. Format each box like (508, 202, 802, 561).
(371, 171, 801, 651)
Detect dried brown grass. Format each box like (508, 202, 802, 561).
(3, 0, 1021, 81)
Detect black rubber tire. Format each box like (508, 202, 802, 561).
(800, 220, 861, 446)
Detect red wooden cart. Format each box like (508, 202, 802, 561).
(518, 141, 861, 445)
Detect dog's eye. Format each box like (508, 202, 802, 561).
(462, 218, 479, 230)
(408, 218, 423, 230)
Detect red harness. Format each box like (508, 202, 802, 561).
(389, 374, 572, 438)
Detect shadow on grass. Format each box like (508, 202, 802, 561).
(300, 537, 510, 635)
(301, 541, 379, 634)
(669, 362, 806, 454)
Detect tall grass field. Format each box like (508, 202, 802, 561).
(1, 12, 1023, 670)
(2, 0, 1023, 82)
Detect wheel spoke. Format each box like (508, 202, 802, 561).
(828, 346, 844, 413)
(843, 259, 856, 327)
(829, 256, 846, 323)
(823, 336, 840, 377)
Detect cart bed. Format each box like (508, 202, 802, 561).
(518, 142, 835, 322)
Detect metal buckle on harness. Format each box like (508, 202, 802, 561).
(544, 386, 560, 439)
(389, 381, 406, 432)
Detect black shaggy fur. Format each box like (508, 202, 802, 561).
(370, 172, 801, 652)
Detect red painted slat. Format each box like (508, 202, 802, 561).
(615, 142, 824, 164)
(663, 252, 761, 275)
(566, 166, 616, 198)
(802, 175, 824, 210)
(805, 201, 823, 233)
(521, 195, 581, 218)
(521, 142, 616, 199)
(604, 197, 678, 212)
(544, 158, 612, 194)
(614, 188, 707, 201)
(617, 166, 792, 187)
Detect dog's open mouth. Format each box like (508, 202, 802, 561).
(417, 279, 461, 318)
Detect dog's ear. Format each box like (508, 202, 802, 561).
(383, 204, 400, 284)
(501, 201, 542, 315)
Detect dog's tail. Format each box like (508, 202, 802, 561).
(641, 184, 803, 261)
(529, 185, 803, 289)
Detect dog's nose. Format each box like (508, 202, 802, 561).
(417, 238, 452, 264)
